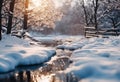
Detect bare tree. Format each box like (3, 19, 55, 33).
(0, 0, 3, 40)
(81, 0, 99, 27)
(110, 17, 118, 35)
(6, 0, 15, 34)
(23, 0, 29, 30)
(81, 0, 89, 26)
(93, 0, 99, 33)
(107, 10, 120, 36)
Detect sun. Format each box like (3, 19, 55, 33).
(31, 0, 41, 7)
(29, 0, 42, 9)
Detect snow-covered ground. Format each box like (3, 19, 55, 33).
(61, 36, 120, 82)
(0, 35, 55, 73)
(57, 37, 88, 50)
(28, 31, 83, 43)
(0, 34, 120, 82)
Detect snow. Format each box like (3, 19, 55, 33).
(63, 36, 120, 82)
(29, 32, 83, 43)
(57, 37, 88, 50)
(0, 35, 56, 73)
(0, 35, 30, 47)
(0, 34, 120, 82)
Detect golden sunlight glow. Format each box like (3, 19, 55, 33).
(29, 0, 42, 9)
(27, 0, 62, 28)
(32, 0, 41, 7)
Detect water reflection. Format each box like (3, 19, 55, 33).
(10, 75, 16, 82)
(26, 71, 31, 82)
(0, 50, 78, 82)
(0, 71, 31, 82)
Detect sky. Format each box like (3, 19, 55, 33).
(53, 0, 66, 8)
(30, 0, 90, 9)
(30, 0, 65, 9)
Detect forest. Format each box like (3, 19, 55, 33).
(0, 0, 120, 39)
(0, 0, 120, 82)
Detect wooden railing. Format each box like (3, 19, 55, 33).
(84, 27, 120, 38)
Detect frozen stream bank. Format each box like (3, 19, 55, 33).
(0, 49, 75, 82)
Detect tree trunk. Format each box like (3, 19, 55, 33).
(111, 18, 118, 36)
(0, 0, 3, 40)
(93, 0, 99, 34)
(7, 0, 15, 34)
(23, 0, 29, 30)
(82, 0, 88, 26)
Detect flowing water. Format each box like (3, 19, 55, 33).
(0, 50, 78, 82)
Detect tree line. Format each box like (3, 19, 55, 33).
(0, 0, 29, 40)
(55, 0, 120, 35)
(0, 0, 61, 40)
(81, 0, 120, 36)
(0, 0, 120, 40)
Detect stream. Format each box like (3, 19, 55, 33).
(0, 49, 78, 82)
(0, 36, 79, 82)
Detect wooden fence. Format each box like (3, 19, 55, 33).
(84, 27, 120, 38)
